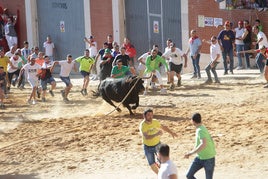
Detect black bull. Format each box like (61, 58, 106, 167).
(94, 76, 148, 115)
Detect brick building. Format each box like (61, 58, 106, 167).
(1, 0, 267, 71)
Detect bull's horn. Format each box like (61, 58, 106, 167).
(141, 73, 153, 79)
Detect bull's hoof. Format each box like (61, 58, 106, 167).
(116, 108, 122, 112)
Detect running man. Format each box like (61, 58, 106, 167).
(51, 54, 77, 101)
(139, 108, 177, 174)
(75, 49, 95, 96)
(19, 57, 42, 105)
(162, 43, 187, 90)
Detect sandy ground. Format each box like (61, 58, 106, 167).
(0, 69, 267, 179)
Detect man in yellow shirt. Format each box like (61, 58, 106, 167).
(139, 108, 177, 174)
(75, 49, 95, 96)
(0, 49, 9, 72)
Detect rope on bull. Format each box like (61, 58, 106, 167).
(105, 76, 142, 116)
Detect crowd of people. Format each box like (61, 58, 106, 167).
(0, 17, 268, 108)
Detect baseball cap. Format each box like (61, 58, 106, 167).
(259, 45, 266, 50)
(104, 48, 112, 54)
(238, 21, 243, 25)
(224, 21, 230, 26)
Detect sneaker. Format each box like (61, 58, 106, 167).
(236, 66, 243, 70)
(160, 88, 167, 95)
(64, 97, 69, 102)
(0, 103, 5, 109)
(61, 90, 65, 98)
(19, 86, 25, 90)
(151, 82, 157, 90)
(11, 80, 16, 87)
(37, 90, 41, 98)
(32, 100, 36, 105)
(177, 78, 181, 87)
(204, 79, 213, 84)
(42, 97, 46, 102)
(223, 72, 228, 75)
(230, 71, 234, 74)
(27, 99, 31, 104)
(143, 90, 148, 95)
(49, 90, 54, 97)
(191, 75, 197, 79)
(215, 80, 221, 84)
(264, 84, 268, 88)
(198, 75, 201, 79)
(80, 89, 85, 96)
(84, 89, 88, 95)
(169, 84, 175, 90)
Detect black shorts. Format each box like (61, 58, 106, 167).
(266, 59, 268, 66)
(169, 62, 182, 74)
(80, 70, 90, 77)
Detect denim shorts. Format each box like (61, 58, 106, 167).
(60, 76, 71, 86)
(143, 143, 160, 165)
(41, 77, 55, 90)
(80, 70, 90, 77)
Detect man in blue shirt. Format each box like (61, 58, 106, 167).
(218, 21, 235, 75)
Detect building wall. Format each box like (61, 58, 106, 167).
(90, 0, 113, 47)
(0, 0, 27, 49)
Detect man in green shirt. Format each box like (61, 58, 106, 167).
(75, 49, 95, 95)
(144, 48, 169, 95)
(184, 113, 216, 179)
(111, 59, 130, 78)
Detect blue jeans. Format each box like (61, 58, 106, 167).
(222, 49, 234, 73)
(256, 53, 265, 73)
(186, 157, 215, 179)
(191, 54, 201, 77)
(236, 44, 244, 67)
(205, 62, 219, 81)
(143, 143, 160, 165)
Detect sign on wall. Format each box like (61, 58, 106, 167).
(204, 17, 214, 26)
(198, 16, 223, 27)
(214, 18, 223, 27)
(153, 21, 159, 33)
(60, 21, 65, 32)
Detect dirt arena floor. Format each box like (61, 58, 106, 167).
(0, 69, 267, 179)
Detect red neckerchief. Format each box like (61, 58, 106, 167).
(189, 36, 198, 44)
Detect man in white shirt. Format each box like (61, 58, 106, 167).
(43, 36, 55, 61)
(84, 36, 98, 80)
(19, 57, 41, 105)
(234, 21, 245, 69)
(157, 144, 178, 179)
(203, 36, 221, 84)
(162, 43, 187, 90)
(252, 26, 268, 73)
(51, 54, 77, 102)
